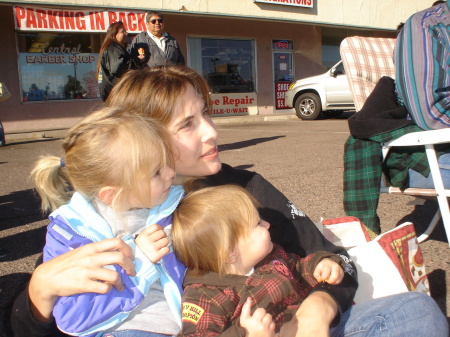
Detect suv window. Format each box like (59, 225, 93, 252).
(334, 62, 346, 75)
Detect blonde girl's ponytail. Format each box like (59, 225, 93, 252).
(31, 155, 72, 213)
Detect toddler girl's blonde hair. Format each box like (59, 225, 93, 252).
(172, 185, 260, 275)
(31, 107, 173, 213)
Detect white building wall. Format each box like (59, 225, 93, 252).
(0, 0, 431, 30)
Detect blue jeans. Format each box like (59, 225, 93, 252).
(408, 153, 450, 188)
(330, 292, 448, 337)
(102, 331, 173, 337)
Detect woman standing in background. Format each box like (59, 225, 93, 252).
(98, 21, 138, 101)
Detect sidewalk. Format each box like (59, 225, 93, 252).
(4, 112, 298, 144)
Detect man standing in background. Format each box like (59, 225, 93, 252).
(131, 11, 185, 68)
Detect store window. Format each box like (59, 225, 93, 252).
(188, 38, 256, 93)
(321, 28, 372, 70)
(17, 32, 102, 101)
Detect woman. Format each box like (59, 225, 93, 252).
(98, 21, 138, 101)
(11, 66, 448, 337)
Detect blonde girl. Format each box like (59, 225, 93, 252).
(172, 185, 345, 337)
(32, 108, 185, 337)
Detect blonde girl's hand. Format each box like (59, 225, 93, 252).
(29, 238, 135, 322)
(135, 224, 170, 263)
(313, 258, 344, 285)
(239, 297, 276, 337)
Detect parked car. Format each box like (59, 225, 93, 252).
(284, 60, 354, 120)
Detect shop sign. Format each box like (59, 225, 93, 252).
(211, 93, 258, 117)
(14, 5, 146, 32)
(20, 52, 99, 101)
(254, 0, 313, 8)
(274, 41, 289, 50)
(272, 40, 293, 50)
(274, 82, 290, 109)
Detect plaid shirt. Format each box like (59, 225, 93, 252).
(180, 245, 345, 337)
(342, 124, 450, 233)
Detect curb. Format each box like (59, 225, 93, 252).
(3, 112, 298, 144)
(213, 112, 298, 125)
(4, 129, 68, 144)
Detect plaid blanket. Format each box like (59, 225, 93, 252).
(343, 124, 431, 233)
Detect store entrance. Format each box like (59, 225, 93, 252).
(272, 40, 294, 110)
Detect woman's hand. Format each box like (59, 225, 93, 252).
(29, 238, 135, 323)
(285, 291, 338, 337)
(135, 224, 170, 263)
(314, 258, 344, 285)
(240, 297, 275, 337)
(137, 47, 146, 61)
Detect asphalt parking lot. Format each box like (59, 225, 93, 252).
(0, 113, 448, 335)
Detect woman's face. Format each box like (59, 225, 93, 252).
(115, 26, 128, 46)
(167, 84, 221, 184)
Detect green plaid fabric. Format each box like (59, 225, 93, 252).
(343, 124, 435, 233)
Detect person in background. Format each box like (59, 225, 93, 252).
(130, 11, 185, 68)
(98, 21, 138, 101)
(432, 1, 446, 6)
(396, 22, 404, 35)
(0, 81, 11, 146)
(0, 118, 5, 146)
(395, 1, 450, 130)
(394, 1, 450, 187)
(172, 184, 345, 337)
(344, 1, 450, 232)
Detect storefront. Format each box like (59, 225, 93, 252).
(0, 1, 407, 133)
(14, 7, 147, 102)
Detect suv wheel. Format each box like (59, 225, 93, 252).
(294, 93, 322, 120)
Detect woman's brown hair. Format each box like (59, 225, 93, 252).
(97, 21, 126, 74)
(105, 65, 212, 125)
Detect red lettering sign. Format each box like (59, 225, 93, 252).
(275, 41, 289, 50)
(274, 81, 291, 109)
(14, 5, 146, 32)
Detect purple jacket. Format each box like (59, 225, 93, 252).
(43, 188, 185, 336)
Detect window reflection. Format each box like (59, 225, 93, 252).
(188, 38, 255, 93)
(321, 27, 372, 70)
(17, 33, 102, 101)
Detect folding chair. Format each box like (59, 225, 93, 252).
(340, 36, 450, 246)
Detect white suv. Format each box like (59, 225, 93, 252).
(284, 61, 354, 120)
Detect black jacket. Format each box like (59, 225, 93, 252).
(99, 42, 138, 101)
(347, 76, 414, 138)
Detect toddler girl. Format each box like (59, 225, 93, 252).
(32, 108, 185, 337)
(172, 185, 345, 337)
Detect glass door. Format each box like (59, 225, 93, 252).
(272, 40, 293, 110)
